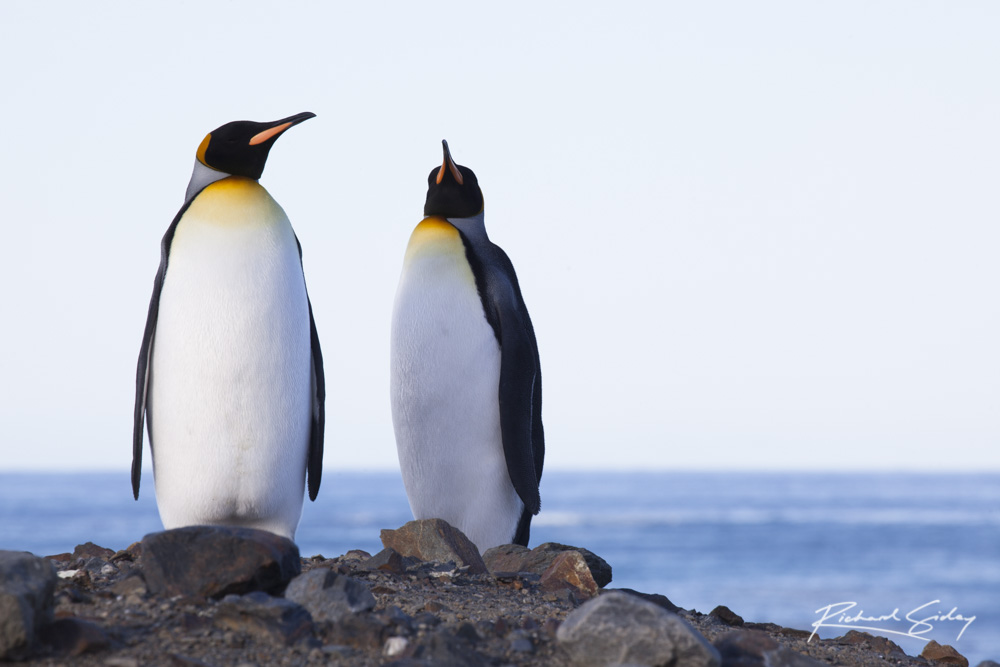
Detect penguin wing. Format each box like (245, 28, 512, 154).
(484, 252, 544, 515)
(297, 236, 326, 501)
(132, 201, 192, 499)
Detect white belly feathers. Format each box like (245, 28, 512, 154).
(148, 177, 311, 539)
(390, 217, 524, 552)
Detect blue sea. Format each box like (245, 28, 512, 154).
(1, 471, 997, 664)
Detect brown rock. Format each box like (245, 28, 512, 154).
(921, 639, 969, 667)
(73, 542, 115, 560)
(710, 604, 745, 626)
(482, 544, 530, 573)
(483, 542, 612, 587)
(380, 519, 487, 574)
(539, 551, 598, 599)
(139, 526, 301, 599)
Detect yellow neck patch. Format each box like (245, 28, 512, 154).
(403, 216, 465, 264)
(185, 176, 283, 227)
(195, 133, 212, 166)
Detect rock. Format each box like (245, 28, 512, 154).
(408, 627, 490, 666)
(384, 635, 410, 658)
(73, 542, 116, 560)
(613, 588, 682, 613)
(380, 519, 487, 574)
(710, 604, 744, 626)
(139, 526, 301, 599)
(0, 550, 58, 660)
(284, 568, 376, 623)
(363, 547, 417, 574)
(835, 630, 909, 658)
(539, 551, 599, 599)
(715, 630, 779, 666)
(39, 617, 110, 656)
(483, 542, 612, 587)
(556, 590, 720, 667)
(214, 591, 316, 646)
(921, 639, 969, 667)
(976, 662, 1000, 667)
(482, 544, 531, 572)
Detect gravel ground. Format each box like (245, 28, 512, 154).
(15, 544, 970, 667)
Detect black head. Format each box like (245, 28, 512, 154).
(196, 111, 315, 179)
(424, 140, 483, 218)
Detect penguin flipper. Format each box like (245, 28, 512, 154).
(133, 200, 194, 500)
(306, 297, 325, 501)
(295, 234, 325, 501)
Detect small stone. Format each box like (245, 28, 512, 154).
(383, 636, 409, 657)
(139, 526, 301, 599)
(710, 605, 744, 626)
(284, 569, 376, 623)
(922, 639, 969, 667)
(539, 551, 598, 599)
(380, 519, 488, 574)
(39, 617, 110, 656)
(0, 550, 58, 660)
(341, 550, 371, 561)
(556, 590, 720, 667)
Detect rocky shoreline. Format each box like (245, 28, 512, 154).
(0, 521, 989, 666)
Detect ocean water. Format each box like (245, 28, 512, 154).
(0, 471, 996, 664)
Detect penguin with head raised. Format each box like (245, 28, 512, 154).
(132, 112, 325, 540)
(390, 140, 543, 553)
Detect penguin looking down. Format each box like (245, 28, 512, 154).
(132, 112, 325, 540)
(390, 140, 544, 553)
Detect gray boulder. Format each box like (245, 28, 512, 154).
(0, 551, 57, 660)
(139, 525, 301, 599)
(284, 568, 376, 622)
(556, 590, 720, 667)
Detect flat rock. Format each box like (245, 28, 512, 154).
(284, 568, 376, 623)
(139, 526, 301, 599)
(556, 590, 720, 667)
(215, 591, 316, 646)
(483, 542, 613, 587)
(539, 551, 598, 599)
(380, 519, 487, 574)
(0, 550, 58, 660)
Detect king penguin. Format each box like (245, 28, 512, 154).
(390, 140, 544, 553)
(132, 112, 325, 541)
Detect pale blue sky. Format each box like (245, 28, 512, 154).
(1, 2, 997, 471)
